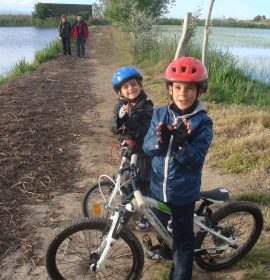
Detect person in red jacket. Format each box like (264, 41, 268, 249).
(71, 14, 89, 57)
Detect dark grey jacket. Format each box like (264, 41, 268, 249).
(109, 91, 153, 152)
(58, 21, 71, 38)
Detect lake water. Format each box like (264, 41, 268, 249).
(160, 26, 270, 84)
(0, 27, 58, 76)
(1, 26, 270, 84)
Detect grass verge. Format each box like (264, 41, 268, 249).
(0, 14, 59, 27)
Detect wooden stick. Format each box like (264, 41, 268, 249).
(174, 13, 192, 60)
(202, 0, 215, 66)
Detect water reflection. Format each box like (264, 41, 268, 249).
(0, 27, 58, 76)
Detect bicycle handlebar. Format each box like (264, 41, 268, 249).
(130, 153, 138, 166)
(134, 190, 146, 209)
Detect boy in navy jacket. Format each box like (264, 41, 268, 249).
(143, 57, 213, 280)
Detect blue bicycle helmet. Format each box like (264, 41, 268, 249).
(112, 66, 143, 92)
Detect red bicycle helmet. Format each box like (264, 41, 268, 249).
(165, 57, 208, 93)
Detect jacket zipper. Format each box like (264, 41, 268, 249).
(162, 135, 173, 202)
(162, 109, 177, 202)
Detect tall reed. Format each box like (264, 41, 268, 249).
(132, 34, 270, 106)
(0, 14, 77, 27)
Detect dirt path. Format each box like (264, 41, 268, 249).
(0, 26, 258, 280)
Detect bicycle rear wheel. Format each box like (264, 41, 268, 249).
(46, 217, 144, 280)
(195, 201, 263, 271)
(82, 180, 120, 218)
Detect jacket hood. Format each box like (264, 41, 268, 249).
(168, 100, 207, 121)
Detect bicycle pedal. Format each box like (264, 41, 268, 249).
(142, 234, 153, 250)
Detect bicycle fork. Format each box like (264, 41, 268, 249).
(90, 211, 119, 272)
(91, 201, 135, 272)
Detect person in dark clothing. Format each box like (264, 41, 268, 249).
(71, 15, 89, 57)
(110, 66, 153, 231)
(143, 57, 213, 280)
(58, 15, 71, 56)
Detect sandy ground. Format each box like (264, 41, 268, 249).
(0, 26, 262, 280)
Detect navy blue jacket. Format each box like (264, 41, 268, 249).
(143, 101, 213, 205)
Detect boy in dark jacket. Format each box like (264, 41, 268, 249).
(143, 57, 213, 279)
(58, 15, 71, 56)
(110, 66, 153, 231)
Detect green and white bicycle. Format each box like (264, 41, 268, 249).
(46, 153, 263, 279)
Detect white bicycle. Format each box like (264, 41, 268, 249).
(81, 140, 144, 219)
(46, 153, 263, 279)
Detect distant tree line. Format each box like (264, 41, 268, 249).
(155, 17, 270, 29)
(32, 3, 92, 20)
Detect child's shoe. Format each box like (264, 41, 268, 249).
(145, 245, 172, 262)
(135, 215, 149, 231)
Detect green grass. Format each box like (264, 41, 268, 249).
(0, 14, 61, 27)
(237, 240, 270, 280)
(0, 39, 61, 85)
(0, 14, 82, 27)
(133, 37, 270, 106)
(234, 192, 270, 205)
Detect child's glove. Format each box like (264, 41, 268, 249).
(172, 124, 189, 147)
(118, 105, 128, 119)
(156, 122, 172, 145)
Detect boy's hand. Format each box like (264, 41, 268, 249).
(172, 117, 191, 147)
(156, 122, 173, 145)
(118, 104, 129, 119)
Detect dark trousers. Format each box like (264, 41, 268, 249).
(150, 192, 195, 280)
(61, 37, 71, 55)
(169, 202, 195, 280)
(76, 36, 85, 57)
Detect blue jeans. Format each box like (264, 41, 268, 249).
(76, 36, 85, 57)
(169, 202, 195, 280)
(150, 192, 195, 280)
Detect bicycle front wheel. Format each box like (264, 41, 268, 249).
(46, 217, 144, 280)
(195, 201, 263, 271)
(82, 180, 120, 218)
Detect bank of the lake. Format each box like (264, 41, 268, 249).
(0, 14, 59, 27)
(0, 38, 62, 84)
(0, 27, 58, 77)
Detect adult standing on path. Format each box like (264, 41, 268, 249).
(71, 14, 89, 58)
(58, 15, 72, 56)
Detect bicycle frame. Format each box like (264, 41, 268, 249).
(93, 153, 238, 271)
(136, 196, 238, 250)
(96, 145, 132, 210)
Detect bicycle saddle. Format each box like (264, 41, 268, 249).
(200, 188, 229, 202)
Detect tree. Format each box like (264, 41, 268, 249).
(254, 15, 262, 21)
(103, 0, 175, 23)
(92, 2, 105, 18)
(32, 3, 49, 19)
(135, 0, 176, 17)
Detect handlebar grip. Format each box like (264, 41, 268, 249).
(130, 154, 138, 166)
(134, 190, 146, 209)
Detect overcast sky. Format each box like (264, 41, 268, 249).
(1, 0, 270, 19)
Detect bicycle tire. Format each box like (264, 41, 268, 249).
(82, 180, 120, 218)
(46, 217, 144, 280)
(195, 201, 263, 271)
